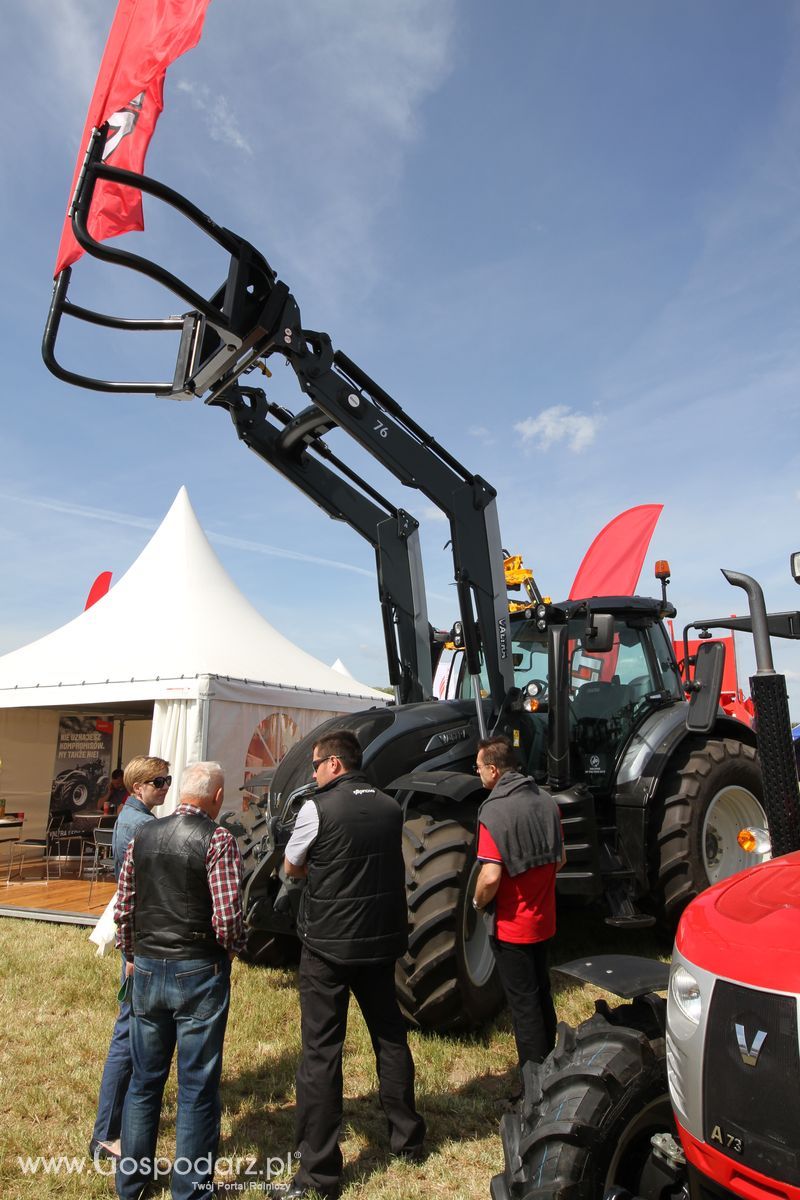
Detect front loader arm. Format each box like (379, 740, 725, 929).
(42, 133, 515, 720)
(270, 333, 514, 718)
(214, 384, 432, 704)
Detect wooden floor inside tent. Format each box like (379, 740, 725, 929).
(0, 875, 115, 925)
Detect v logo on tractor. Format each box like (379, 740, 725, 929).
(735, 1023, 767, 1067)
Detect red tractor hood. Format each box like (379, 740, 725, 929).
(676, 851, 800, 991)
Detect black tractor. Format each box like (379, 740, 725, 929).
(229, 585, 771, 1032)
(43, 126, 777, 1031)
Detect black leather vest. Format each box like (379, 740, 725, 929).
(298, 772, 408, 965)
(132, 810, 224, 960)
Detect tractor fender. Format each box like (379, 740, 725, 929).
(386, 767, 485, 812)
(615, 707, 756, 808)
(614, 708, 759, 900)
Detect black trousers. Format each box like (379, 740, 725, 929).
(294, 946, 426, 1193)
(491, 936, 557, 1077)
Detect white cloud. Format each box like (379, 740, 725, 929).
(0, 493, 155, 531)
(202, 0, 458, 301)
(0, 493, 371, 578)
(176, 81, 252, 155)
(514, 406, 601, 454)
(468, 425, 496, 446)
(420, 505, 448, 523)
(26, 0, 106, 100)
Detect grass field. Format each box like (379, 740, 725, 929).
(0, 914, 667, 1200)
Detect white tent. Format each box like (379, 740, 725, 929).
(0, 488, 386, 833)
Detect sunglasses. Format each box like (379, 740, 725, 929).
(144, 775, 172, 789)
(312, 756, 334, 772)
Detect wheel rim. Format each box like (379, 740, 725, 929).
(461, 860, 495, 988)
(702, 786, 770, 884)
(606, 1093, 674, 1191)
(72, 783, 90, 807)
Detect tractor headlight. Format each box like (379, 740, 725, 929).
(670, 965, 702, 1025)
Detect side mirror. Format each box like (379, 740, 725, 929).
(791, 551, 800, 584)
(584, 613, 615, 654)
(686, 641, 725, 733)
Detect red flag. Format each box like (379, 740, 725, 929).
(85, 571, 113, 610)
(54, 0, 211, 277)
(569, 504, 663, 600)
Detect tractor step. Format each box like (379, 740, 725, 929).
(604, 913, 656, 930)
(603, 884, 656, 929)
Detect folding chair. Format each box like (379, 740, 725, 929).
(87, 827, 115, 903)
(6, 812, 69, 883)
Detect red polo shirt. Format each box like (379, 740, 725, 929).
(477, 823, 557, 943)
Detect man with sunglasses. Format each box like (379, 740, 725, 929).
(90, 756, 171, 1163)
(273, 730, 425, 1199)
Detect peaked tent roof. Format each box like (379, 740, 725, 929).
(0, 487, 386, 708)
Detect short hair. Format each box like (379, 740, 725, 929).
(313, 730, 362, 771)
(111, 768, 124, 781)
(124, 755, 170, 793)
(477, 735, 519, 774)
(180, 761, 224, 802)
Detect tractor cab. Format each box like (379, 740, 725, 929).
(456, 597, 684, 795)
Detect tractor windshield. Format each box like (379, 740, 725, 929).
(460, 613, 683, 790)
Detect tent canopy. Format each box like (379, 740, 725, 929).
(0, 488, 387, 829)
(0, 487, 385, 709)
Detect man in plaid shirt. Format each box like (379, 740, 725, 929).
(114, 761, 244, 1200)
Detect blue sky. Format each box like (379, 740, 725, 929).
(2, 0, 799, 707)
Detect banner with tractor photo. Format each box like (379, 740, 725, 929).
(49, 715, 113, 817)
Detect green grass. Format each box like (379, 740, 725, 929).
(0, 913, 669, 1199)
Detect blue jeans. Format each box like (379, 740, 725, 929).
(117, 956, 231, 1200)
(93, 954, 132, 1144)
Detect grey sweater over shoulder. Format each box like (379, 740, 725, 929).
(477, 770, 562, 877)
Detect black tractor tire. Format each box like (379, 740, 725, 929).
(66, 777, 91, 809)
(231, 811, 300, 968)
(494, 1003, 671, 1200)
(652, 737, 765, 929)
(239, 930, 299, 968)
(395, 804, 505, 1032)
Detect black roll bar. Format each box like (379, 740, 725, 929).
(43, 125, 279, 399)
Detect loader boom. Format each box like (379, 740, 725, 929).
(216, 384, 432, 705)
(42, 129, 515, 719)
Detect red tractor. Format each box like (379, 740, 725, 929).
(492, 559, 800, 1200)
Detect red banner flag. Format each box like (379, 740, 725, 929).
(569, 504, 663, 600)
(85, 571, 113, 610)
(54, 0, 211, 277)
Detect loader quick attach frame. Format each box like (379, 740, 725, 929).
(43, 124, 516, 726)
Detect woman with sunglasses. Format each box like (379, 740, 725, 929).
(90, 756, 171, 1163)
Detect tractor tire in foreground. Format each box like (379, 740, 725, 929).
(225, 809, 300, 968)
(653, 737, 767, 928)
(396, 805, 504, 1032)
(492, 1001, 671, 1200)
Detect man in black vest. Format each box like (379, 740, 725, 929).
(275, 730, 425, 1199)
(114, 761, 244, 1200)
